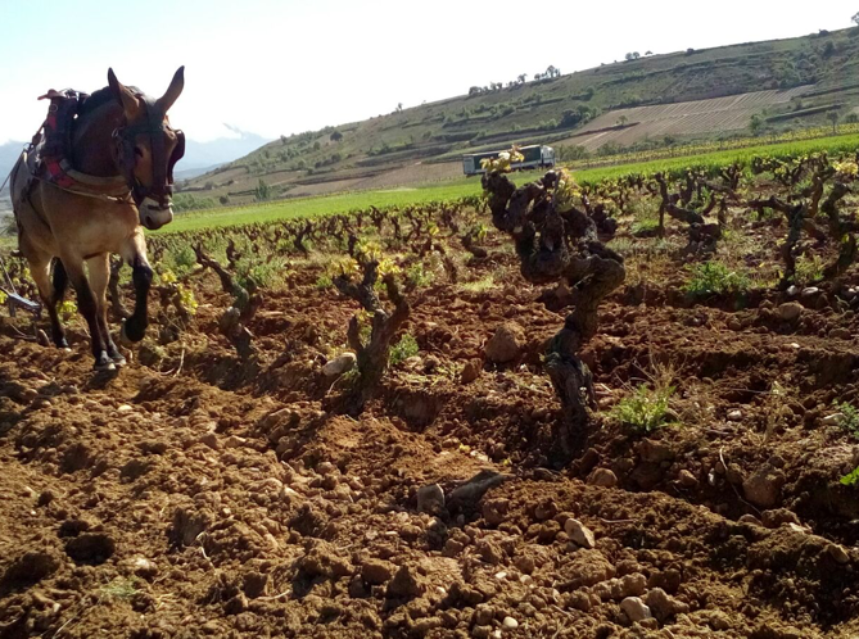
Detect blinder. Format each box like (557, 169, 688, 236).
(112, 96, 184, 208)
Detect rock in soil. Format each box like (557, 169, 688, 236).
(485, 322, 524, 364)
(621, 596, 653, 623)
(588, 468, 618, 487)
(742, 467, 785, 509)
(362, 559, 394, 585)
(323, 352, 356, 378)
(386, 565, 423, 599)
(564, 518, 596, 549)
(775, 302, 803, 322)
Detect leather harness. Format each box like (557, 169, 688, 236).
(112, 94, 185, 208)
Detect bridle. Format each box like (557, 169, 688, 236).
(112, 95, 185, 208)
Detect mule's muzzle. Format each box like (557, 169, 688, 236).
(139, 197, 174, 230)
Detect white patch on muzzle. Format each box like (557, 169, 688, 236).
(139, 197, 174, 231)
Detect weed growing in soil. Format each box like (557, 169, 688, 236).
(460, 274, 496, 293)
(612, 383, 676, 434)
(684, 261, 751, 296)
(794, 254, 825, 286)
(834, 401, 859, 438)
(841, 465, 859, 486)
(389, 333, 419, 366)
(406, 262, 434, 289)
(98, 577, 139, 601)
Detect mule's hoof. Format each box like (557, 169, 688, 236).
(111, 354, 127, 368)
(119, 320, 133, 346)
(36, 330, 50, 347)
(94, 361, 116, 373)
(56, 338, 70, 349)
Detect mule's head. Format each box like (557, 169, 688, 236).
(108, 67, 185, 231)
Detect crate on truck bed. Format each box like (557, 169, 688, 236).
(461, 145, 556, 176)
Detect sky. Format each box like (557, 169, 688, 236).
(0, 0, 856, 144)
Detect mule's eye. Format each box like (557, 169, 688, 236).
(134, 147, 144, 158)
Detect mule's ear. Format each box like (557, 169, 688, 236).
(156, 66, 185, 113)
(107, 68, 140, 119)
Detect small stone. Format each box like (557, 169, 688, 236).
(775, 302, 803, 322)
(482, 498, 510, 526)
(323, 353, 356, 378)
(534, 499, 557, 521)
(564, 519, 596, 549)
(678, 470, 698, 488)
(199, 433, 219, 450)
(742, 467, 785, 508)
(738, 514, 762, 526)
(786, 285, 800, 297)
(387, 565, 423, 599)
(828, 544, 850, 564)
(461, 360, 481, 384)
(727, 409, 742, 421)
(620, 596, 652, 623)
(761, 509, 800, 529)
(417, 484, 445, 515)
(502, 617, 519, 629)
(830, 328, 852, 340)
(317, 461, 336, 475)
(362, 559, 394, 585)
(129, 556, 158, 580)
(801, 287, 820, 299)
(514, 555, 535, 574)
(588, 468, 618, 488)
(485, 323, 524, 364)
(823, 413, 844, 424)
(474, 604, 494, 626)
(645, 588, 689, 621)
(637, 439, 673, 463)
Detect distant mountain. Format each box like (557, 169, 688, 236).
(0, 128, 270, 195)
(0, 141, 25, 195)
(179, 130, 271, 174)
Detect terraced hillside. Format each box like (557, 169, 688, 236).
(182, 28, 859, 208)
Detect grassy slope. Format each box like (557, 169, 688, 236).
(182, 28, 859, 205)
(157, 132, 859, 235)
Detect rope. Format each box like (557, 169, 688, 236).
(31, 175, 132, 204)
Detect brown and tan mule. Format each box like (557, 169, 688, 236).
(10, 67, 185, 370)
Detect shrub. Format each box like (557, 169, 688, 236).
(834, 401, 859, 439)
(685, 262, 751, 296)
(612, 384, 676, 434)
(389, 334, 419, 366)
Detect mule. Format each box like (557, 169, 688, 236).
(10, 67, 185, 370)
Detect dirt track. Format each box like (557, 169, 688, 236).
(2, 216, 859, 638)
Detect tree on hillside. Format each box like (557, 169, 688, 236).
(828, 111, 840, 134)
(853, 11, 859, 25)
(750, 114, 764, 136)
(330, 130, 343, 142)
(517, 73, 528, 84)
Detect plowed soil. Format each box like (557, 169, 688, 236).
(2, 214, 859, 639)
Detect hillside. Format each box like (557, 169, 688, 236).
(182, 27, 859, 208)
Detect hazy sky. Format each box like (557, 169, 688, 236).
(0, 1, 856, 143)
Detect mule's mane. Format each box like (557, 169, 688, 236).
(78, 85, 144, 117)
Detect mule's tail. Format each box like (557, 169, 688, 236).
(52, 258, 68, 303)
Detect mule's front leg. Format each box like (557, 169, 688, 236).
(121, 233, 153, 343)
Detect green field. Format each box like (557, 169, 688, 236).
(155, 133, 859, 235)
